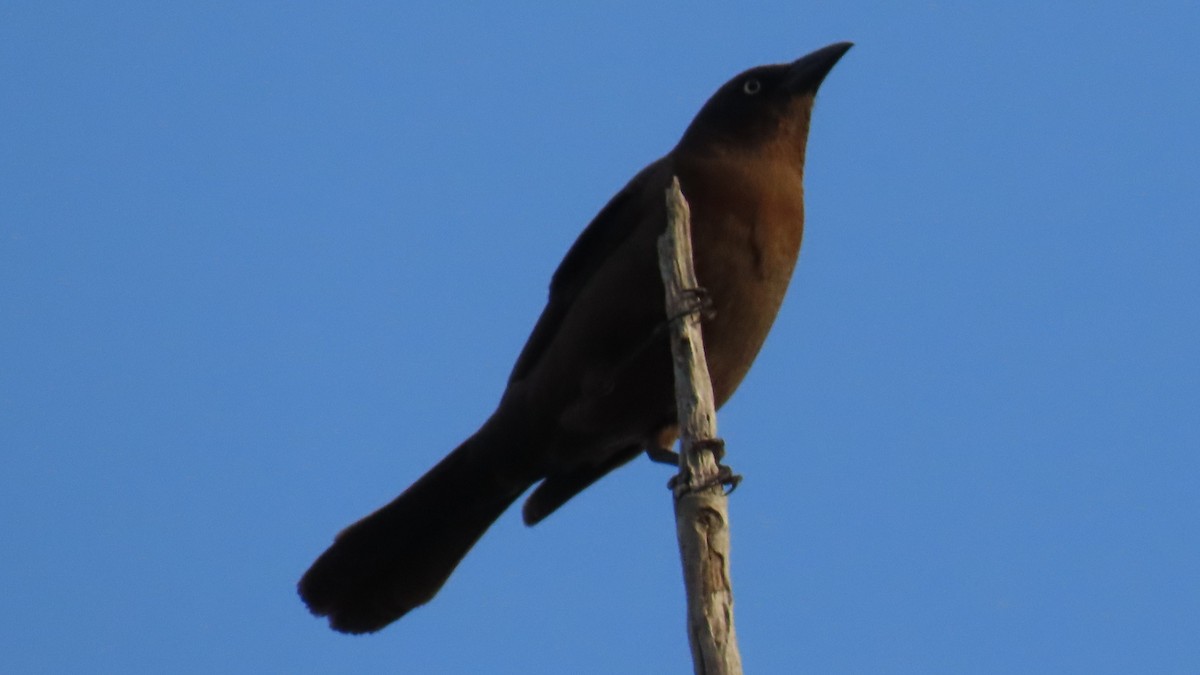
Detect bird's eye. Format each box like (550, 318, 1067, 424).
(742, 78, 762, 95)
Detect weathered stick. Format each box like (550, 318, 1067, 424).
(657, 177, 743, 675)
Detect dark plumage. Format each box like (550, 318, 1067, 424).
(299, 41, 852, 634)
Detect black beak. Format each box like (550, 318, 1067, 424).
(783, 41, 853, 94)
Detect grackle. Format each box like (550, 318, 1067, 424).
(299, 41, 852, 634)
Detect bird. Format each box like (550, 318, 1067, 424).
(299, 41, 852, 634)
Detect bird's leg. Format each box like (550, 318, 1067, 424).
(667, 438, 742, 496)
(645, 445, 680, 465)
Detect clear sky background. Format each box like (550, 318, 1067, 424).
(2, 3, 1197, 673)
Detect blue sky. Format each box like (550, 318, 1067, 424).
(2, 3, 1197, 673)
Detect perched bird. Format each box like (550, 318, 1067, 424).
(299, 41, 852, 634)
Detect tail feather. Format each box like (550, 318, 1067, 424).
(298, 425, 533, 634)
(522, 443, 643, 525)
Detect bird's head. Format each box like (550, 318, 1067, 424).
(677, 42, 852, 165)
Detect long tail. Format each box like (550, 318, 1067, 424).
(298, 417, 535, 634)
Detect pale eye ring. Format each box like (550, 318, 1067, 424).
(742, 78, 762, 95)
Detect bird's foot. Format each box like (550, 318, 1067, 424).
(668, 286, 716, 323)
(667, 438, 742, 496)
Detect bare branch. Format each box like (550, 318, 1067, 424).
(657, 177, 743, 675)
